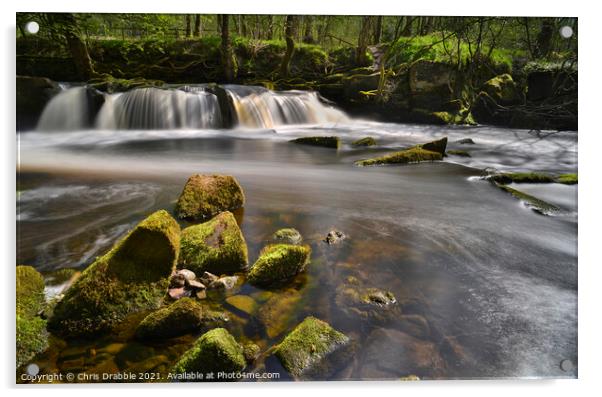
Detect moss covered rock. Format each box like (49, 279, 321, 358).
(179, 211, 248, 275)
(48, 210, 180, 338)
(172, 328, 246, 376)
(482, 74, 523, 105)
(556, 173, 578, 185)
(352, 137, 377, 147)
(16, 265, 48, 368)
(272, 228, 303, 245)
(135, 298, 206, 340)
(489, 172, 554, 184)
(291, 136, 340, 149)
(420, 137, 447, 156)
(274, 316, 349, 378)
(247, 244, 311, 288)
(175, 174, 245, 221)
(355, 147, 442, 166)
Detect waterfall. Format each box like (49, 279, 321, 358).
(35, 84, 348, 131)
(96, 87, 222, 130)
(36, 86, 102, 131)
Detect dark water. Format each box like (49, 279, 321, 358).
(17, 122, 577, 380)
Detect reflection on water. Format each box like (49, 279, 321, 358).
(17, 124, 577, 380)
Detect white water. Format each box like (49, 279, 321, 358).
(36, 87, 91, 131)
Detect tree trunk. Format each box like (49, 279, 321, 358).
(54, 13, 95, 81)
(356, 16, 371, 66)
(373, 16, 383, 43)
(193, 15, 201, 37)
(303, 16, 314, 43)
(185, 15, 191, 37)
(266, 15, 274, 39)
(535, 18, 555, 58)
(280, 15, 296, 78)
(220, 15, 236, 82)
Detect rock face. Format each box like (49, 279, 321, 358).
(48, 210, 181, 338)
(274, 316, 350, 378)
(272, 228, 303, 245)
(359, 328, 444, 379)
(355, 147, 442, 166)
(172, 328, 246, 376)
(291, 136, 340, 149)
(179, 211, 248, 274)
(16, 265, 48, 368)
(135, 298, 206, 340)
(247, 244, 311, 288)
(408, 60, 455, 110)
(175, 174, 245, 221)
(16, 76, 60, 131)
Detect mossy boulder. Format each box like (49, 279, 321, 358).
(489, 172, 554, 184)
(172, 328, 246, 376)
(179, 211, 248, 275)
(16, 265, 48, 368)
(481, 74, 523, 105)
(175, 174, 245, 221)
(352, 137, 377, 147)
(556, 173, 578, 185)
(272, 228, 303, 245)
(419, 137, 447, 156)
(135, 298, 207, 340)
(48, 210, 181, 338)
(247, 244, 311, 288)
(274, 316, 350, 378)
(291, 136, 340, 149)
(355, 147, 442, 166)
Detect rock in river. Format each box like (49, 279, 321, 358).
(135, 298, 206, 340)
(179, 211, 248, 274)
(48, 210, 180, 338)
(274, 316, 350, 378)
(172, 328, 246, 377)
(175, 174, 245, 221)
(291, 136, 340, 149)
(272, 228, 303, 245)
(16, 265, 48, 368)
(247, 244, 311, 288)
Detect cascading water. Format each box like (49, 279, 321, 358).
(35, 84, 348, 131)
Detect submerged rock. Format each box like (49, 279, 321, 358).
(135, 298, 206, 340)
(352, 137, 377, 147)
(334, 277, 399, 325)
(456, 138, 475, 145)
(175, 174, 245, 221)
(257, 289, 302, 338)
(247, 244, 311, 288)
(172, 328, 246, 376)
(274, 316, 350, 378)
(272, 228, 303, 245)
(447, 149, 471, 157)
(291, 136, 340, 149)
(48, 210, 180, 338)
(179, 211, 248, 274)
(356, 147, 442, 166)
(16, 265, 48, 368)
(324, 229, 346, 245)
(225, 295, 258, 316)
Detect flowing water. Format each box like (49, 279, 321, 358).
(17, 86, 577, 381)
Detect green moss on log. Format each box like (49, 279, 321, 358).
(274, 316, 349, 378)
(291, 136, 340, 149)
(172, 328, 245, 376)
(175, 174, 245, 221)
(48, 210, 180, 338)
(247, 244, 311, 288)
(179, 211, 248, 275)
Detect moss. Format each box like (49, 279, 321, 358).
(243, 343, 260, 363)
(179, 211, 248, 275)
(48, 210, 180, 338)
(496, 184, 561, 215)
(135, 298, 205, 340)
(352, 137, 377, 147)
(355, 147, 442, 166)
(482, 74, 523, 105)
(556, 173, 578, 185)
(172, 328, 245, 376)
(16, 265, 48, 368)
(291, 136, 340, 149)
(447, 149, 471, 157)
(17, 265, 45, 318)
(45, 268, 79, 286)
(489, 172, 554, 185)
(272, 228, 303, 245)
(247, 244, 311, 288)
(274, 316, 349, 378)
(225, 295, 258, 316)
(175, 174, 245, 221)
